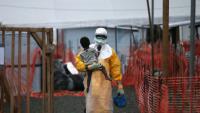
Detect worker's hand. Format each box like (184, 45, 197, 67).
(117, 83, 124, 96)
(117, 88, 124, 96)
(87, 63, 102, 70)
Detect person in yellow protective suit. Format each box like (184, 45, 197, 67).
(75, 28, 124, 113)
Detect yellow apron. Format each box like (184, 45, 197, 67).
(84, 59, 113, 113)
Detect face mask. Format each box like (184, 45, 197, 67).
(94, 36, 107, 45)
(95, 41, 106, 45)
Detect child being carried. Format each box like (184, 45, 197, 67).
(79, 36, 111, 92)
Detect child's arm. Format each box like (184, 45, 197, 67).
(86, 62, 101, 70)
(76, 53, 100, 71)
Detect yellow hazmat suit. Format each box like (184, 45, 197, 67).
(75, 44, 122, 113)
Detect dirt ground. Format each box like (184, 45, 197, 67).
(4, 86, 140, 113)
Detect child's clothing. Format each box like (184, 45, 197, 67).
(79, 48, 98, 66)
(79, 47, 111, 92)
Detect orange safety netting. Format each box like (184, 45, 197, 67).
(4, 44, 83, 99)
(182, 40, 200, 56)
(121, 41, 200, 113)
(31, 90, 84, 99)
(30, 45, 82, 98)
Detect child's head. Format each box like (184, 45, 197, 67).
(80, 36, 90, 49)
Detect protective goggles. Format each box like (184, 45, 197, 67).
(95, 35, 107, 40)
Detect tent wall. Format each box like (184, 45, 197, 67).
(0, 0, 200, 25)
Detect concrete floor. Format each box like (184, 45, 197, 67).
(4, 86, 140, 113)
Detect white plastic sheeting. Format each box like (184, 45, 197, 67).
(0, 0, 200, 26)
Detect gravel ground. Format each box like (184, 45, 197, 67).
(4, 86, 140, 113)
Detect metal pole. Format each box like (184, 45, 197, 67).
(115, 27, 118, 53)
(162, 0, 169, 76)
(146, 0, 154, 75)
(151, 0, 154, 76)
(189, 0, 196, 77)
(189, 0, 196, 112)
(146, 0, 152, 27)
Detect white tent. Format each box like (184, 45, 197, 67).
(0, 0, 200, 27)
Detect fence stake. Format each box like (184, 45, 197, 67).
(47, 31, 52, 113)
(26, 32, 30, 113)
(18, 31, 22, 113)
(50, 29, 54, 113)
(162, 0, 169, 76)
(11, 31, 15, 113)
(42, 30, 47, 113)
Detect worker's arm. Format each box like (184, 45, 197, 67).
(109, 49, 122, 81)
(109, 49, 124, 95)
(75, 53, 86, 71)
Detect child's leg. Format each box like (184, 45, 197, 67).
(86, 71, 92, 93)
(99, 66, 111, 81)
